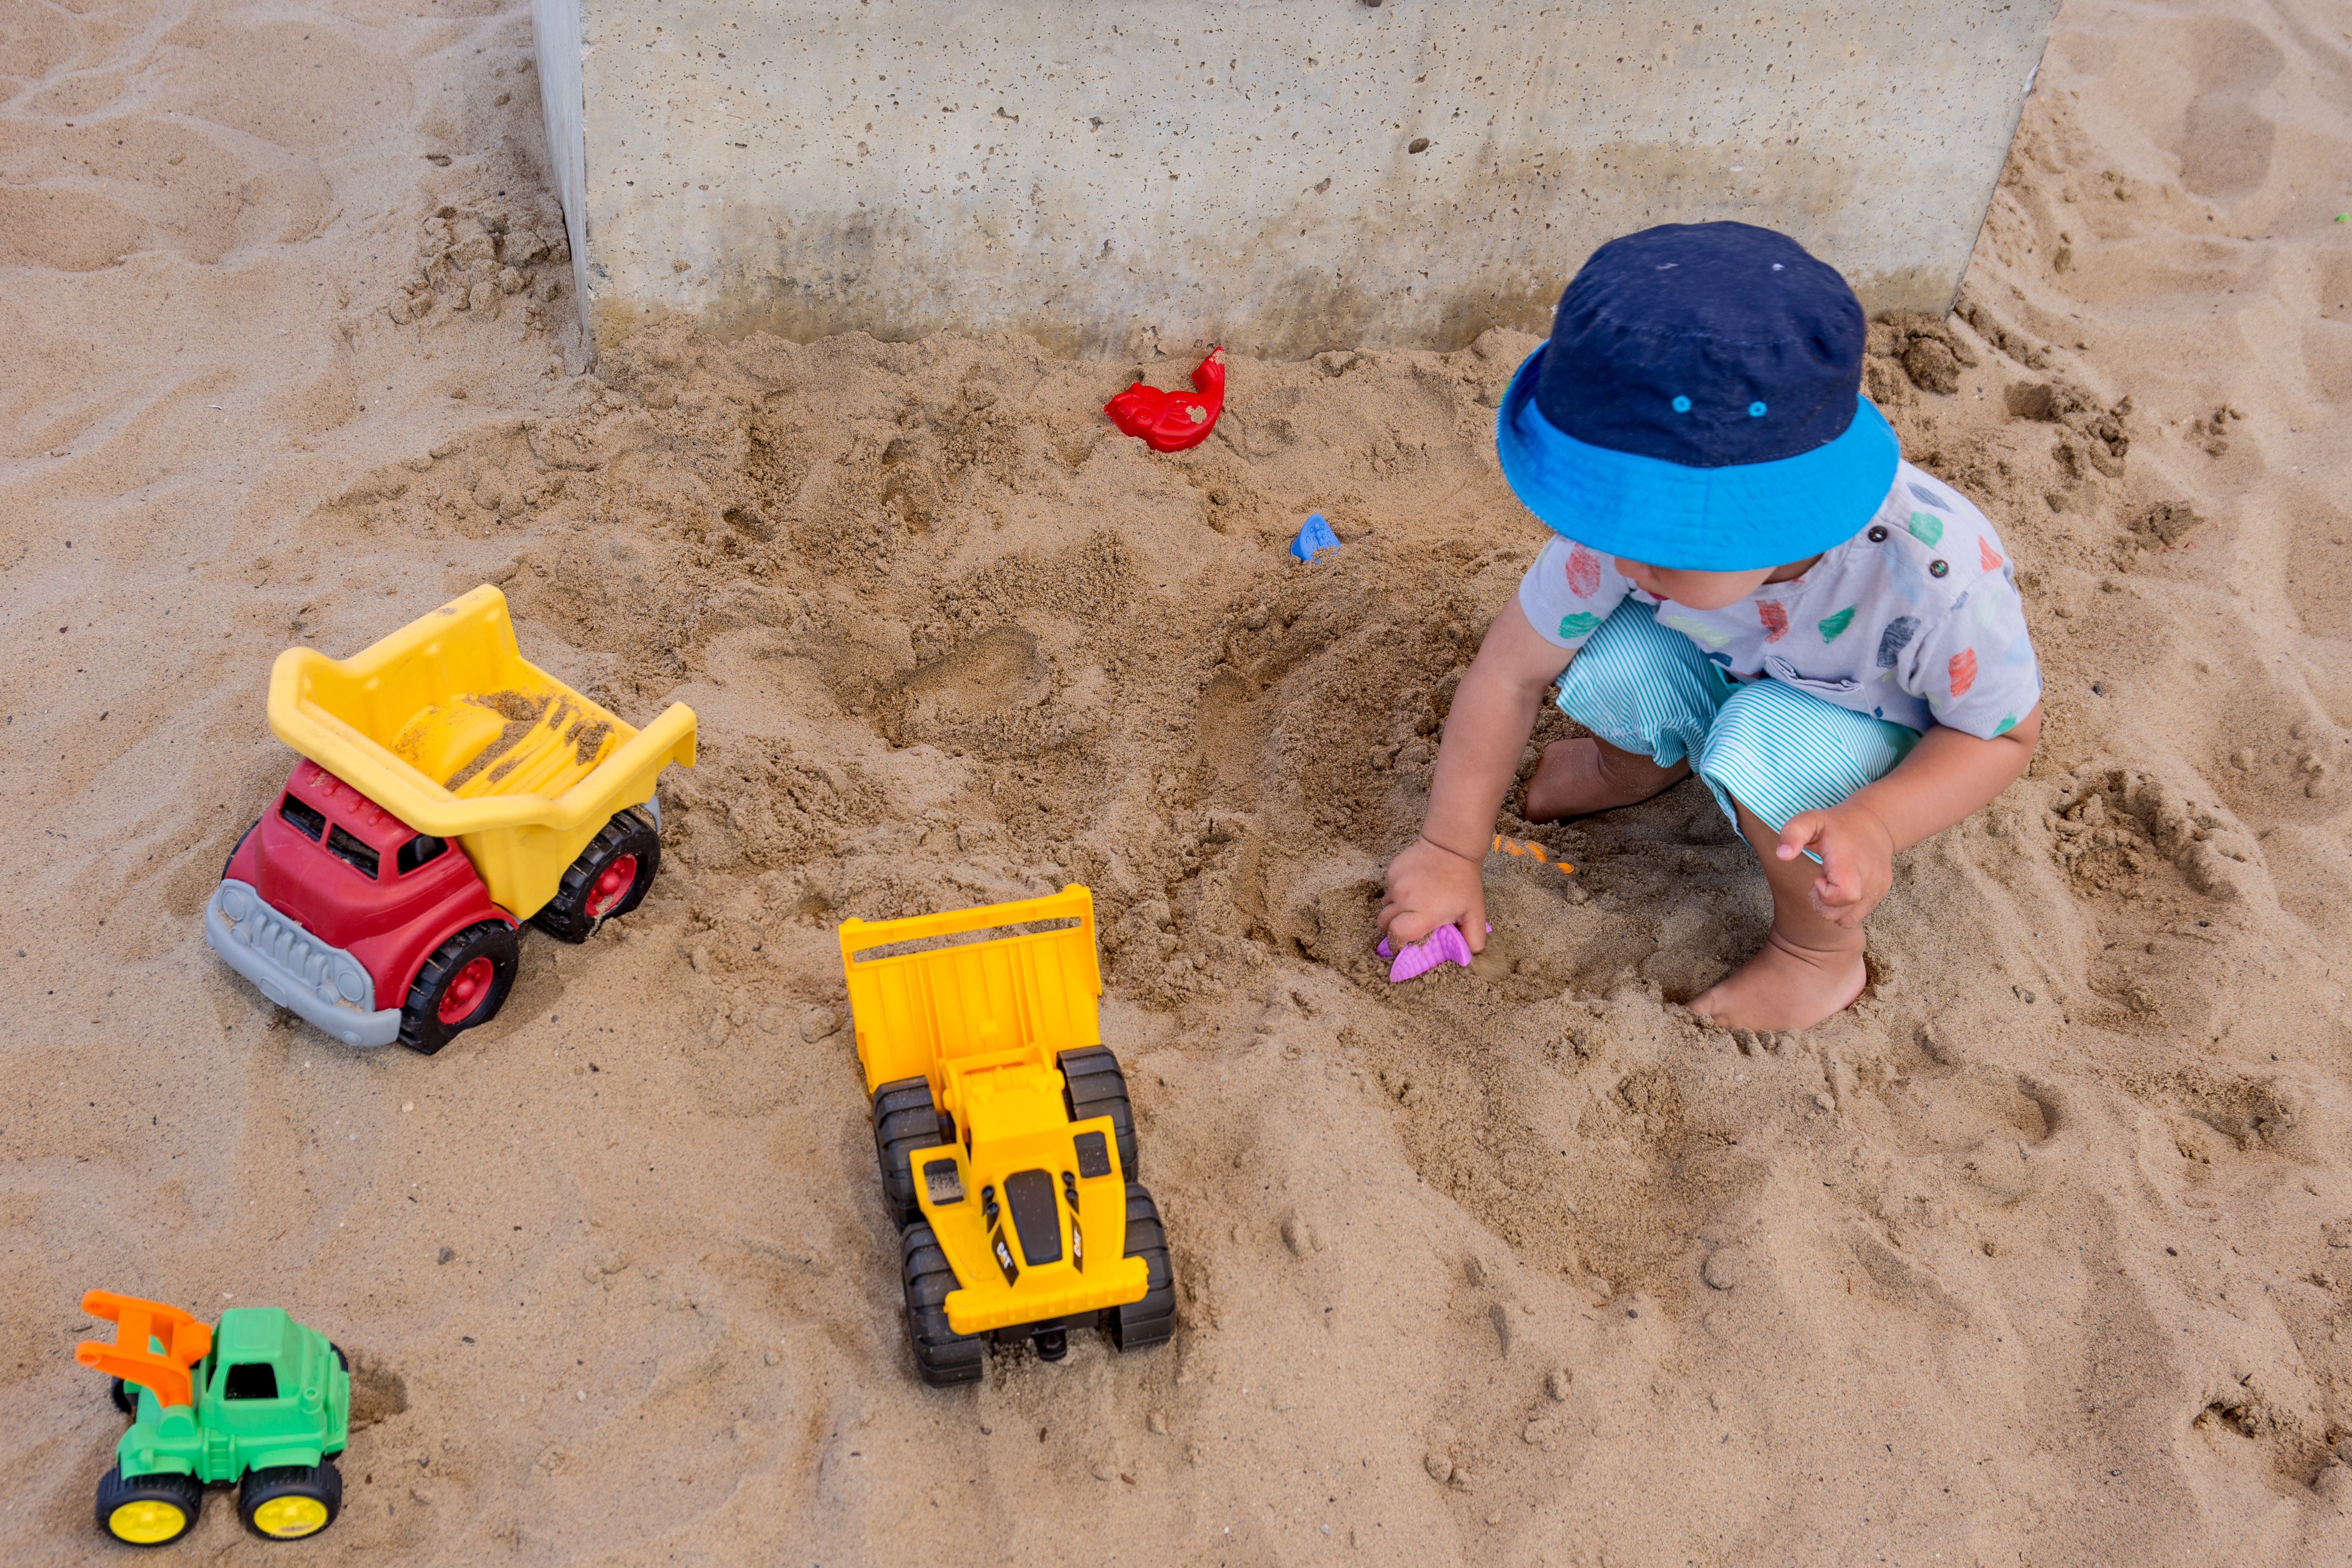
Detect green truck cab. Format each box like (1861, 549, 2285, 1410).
(76, 1291, 351, 1547)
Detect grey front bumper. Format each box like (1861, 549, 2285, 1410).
(205, 879, 403, 1048)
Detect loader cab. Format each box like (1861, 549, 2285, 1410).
(201, 1308, 323, 1448)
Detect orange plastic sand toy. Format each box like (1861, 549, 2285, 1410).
(1494, 833, 1576, 876)
(75, 1291, 213, 1409)
(1103, 347, 1226, 452)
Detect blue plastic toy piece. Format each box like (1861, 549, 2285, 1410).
(1289, 514, 1340, 563)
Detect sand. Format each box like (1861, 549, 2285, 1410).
(5, 0, 2352, 1562)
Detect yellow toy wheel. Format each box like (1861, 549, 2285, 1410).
(250, 1494, 329, 1537)
(95, 1467, 201, 1547)
(238, 1461, 341, 1541)
(109, 1499, 192, 1545)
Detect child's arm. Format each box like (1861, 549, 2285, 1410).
(1378, 598, 1573, 950)
(1774, 704, 2043, 926)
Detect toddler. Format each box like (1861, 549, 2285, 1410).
(1379, 223, 2043, 1031)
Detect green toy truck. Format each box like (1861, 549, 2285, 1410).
(75, 1290, 352, 1547)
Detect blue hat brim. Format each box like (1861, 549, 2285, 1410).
(1494, 344, 1899, 571)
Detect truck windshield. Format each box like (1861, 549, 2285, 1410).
(325, 826, 380, 879)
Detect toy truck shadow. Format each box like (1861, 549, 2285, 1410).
(840, 888, 1178, 1384)
(76, 1291, 354, 1547)
(205, 585, 694, 1054)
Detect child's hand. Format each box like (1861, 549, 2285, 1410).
(1378, 834, 1489, 951)
(1774, 802, 1896, 928)
(1377, 598, 1571, 957)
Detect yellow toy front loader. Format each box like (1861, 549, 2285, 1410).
(837, 886, 1176, 1384)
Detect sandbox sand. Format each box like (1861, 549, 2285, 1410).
(6, 0, 2352, 1562)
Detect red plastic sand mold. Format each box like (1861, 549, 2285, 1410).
(1103, 347, 1226, 453)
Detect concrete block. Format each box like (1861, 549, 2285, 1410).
(533, 0, 2058, 360)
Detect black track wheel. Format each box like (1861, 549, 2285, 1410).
(96, 1466, 202, 1547)
(901, 1220, 984, 1387)
(532, 808, 662, 943)
(110, 1376, 137, 1416)
(873, 1077, 946, 1229)
(238, 1461, 342, 1541)
(1103, 1182, 1177, 1353)
(397, 920, 520, 1055)
(1058, 1046, 1139, 1181)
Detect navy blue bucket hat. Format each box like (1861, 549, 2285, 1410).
(1495, 222, 1898, 571)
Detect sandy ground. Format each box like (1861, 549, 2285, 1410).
(6, 0, 2352, 1563)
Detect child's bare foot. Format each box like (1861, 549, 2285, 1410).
(1687, 796, 1873, 1032)
(1688, 932, 1867, 1032)
(1523, 738, 1688, 822)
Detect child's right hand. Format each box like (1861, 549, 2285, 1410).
(1378, 834, 1488, 952)
(1375, 598, 1569, 959)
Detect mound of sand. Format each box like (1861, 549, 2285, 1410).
(4, 0, 2352, 1562)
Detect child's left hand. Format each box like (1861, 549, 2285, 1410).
(1772, 709, 2043, 929)
(1774, 802, 1896, 928)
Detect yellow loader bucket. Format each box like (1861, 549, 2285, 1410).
(266, 586, 696, 918)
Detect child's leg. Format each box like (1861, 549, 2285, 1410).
(1683, 683, 1920, 1031)
(1688, 796, 1869, 1029)
(1525, 601, 1726, 822)
(1524, 736, 1689, 820)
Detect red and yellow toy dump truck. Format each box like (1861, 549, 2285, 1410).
(838, 887, 1177, 1384)
(206, 586, 695, 1053)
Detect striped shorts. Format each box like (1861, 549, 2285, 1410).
(1556, 600, 1921, 833)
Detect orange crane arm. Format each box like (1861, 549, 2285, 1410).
(75, 1290, 212, 1410)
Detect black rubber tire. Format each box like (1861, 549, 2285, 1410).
(531, 808, 662, 943)
(873, 1077, 946, 1230)
(325, 1343, 350, 1456)
(901, 1220, 985, 1387)
(96, 1466, 202, 1547)
(1059, 1046, 1140, 1182)
(397, 920, 520, 1055)
(1103, 1182, 1177, 1353)
(110, 1376, 137, 1416)
(221, 818, 258, 880)
(237, 1460, 342, 1541)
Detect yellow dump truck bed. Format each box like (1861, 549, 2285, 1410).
(839, 886, 1104, 1098)
(267, 586, 696, 918)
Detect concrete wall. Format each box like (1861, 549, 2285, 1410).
(536, 0, 2058, 361)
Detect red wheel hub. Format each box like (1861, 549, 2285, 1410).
(585, 854, 640, 919)
(438, 956, 496, 1025)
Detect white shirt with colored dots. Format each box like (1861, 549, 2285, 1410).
(1517, 461, 2044, 740)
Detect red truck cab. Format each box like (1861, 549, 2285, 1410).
(208, 761, 517, 1052)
